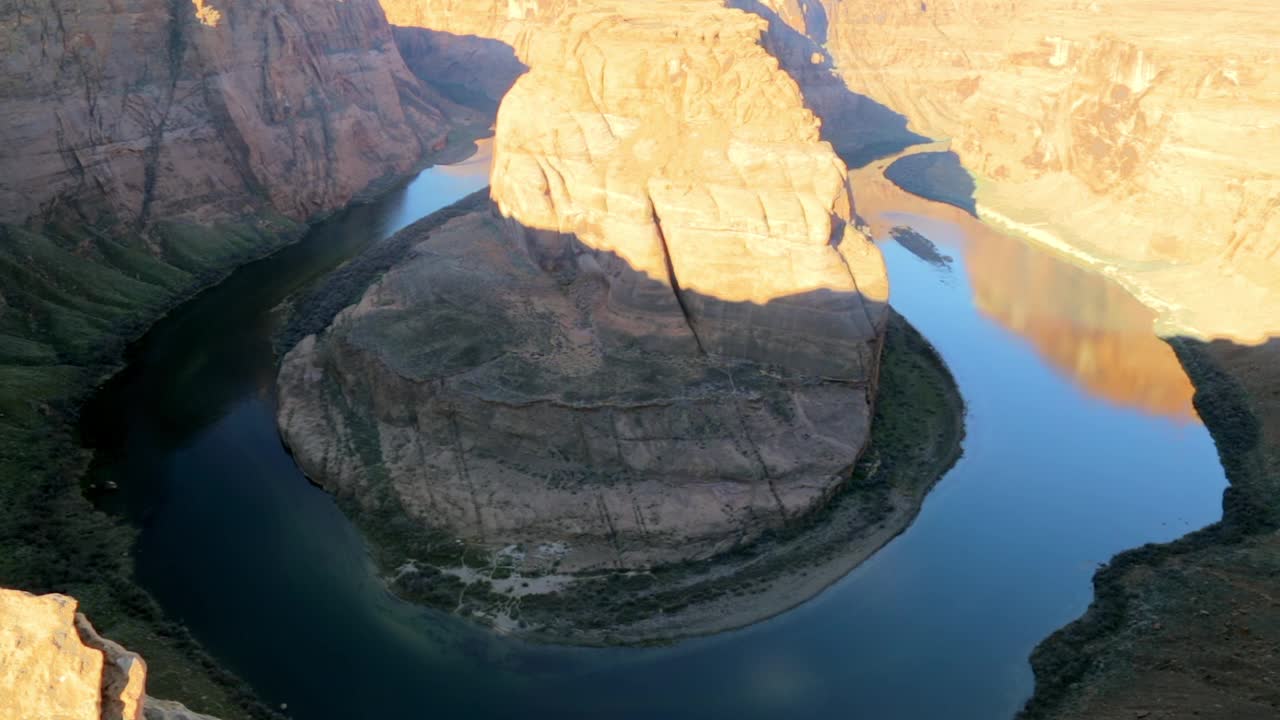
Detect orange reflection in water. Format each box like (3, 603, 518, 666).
(852, 155, 1198, 422)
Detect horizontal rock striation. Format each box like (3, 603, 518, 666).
(281, 0, 889, 573)
(774, 0, 1280, 340)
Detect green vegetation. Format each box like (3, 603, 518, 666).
(1020, 337, 1280, 719)
(0, 216, 302, 719)
(0, 123, 491, 715)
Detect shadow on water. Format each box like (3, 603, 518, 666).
(727, 0, 930, 168)
(884, 151, 978, 215)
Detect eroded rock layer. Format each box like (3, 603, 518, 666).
(767, 0, 1280, 341)
(0, 587, 219, 720)
(280, 1, 888, 572)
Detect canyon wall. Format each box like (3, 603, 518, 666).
(0, 0, 468, 229)
(0, 587, 219, 720)
(784, 0, 1279, 341)
(280, 0, 888, 573)
(0, 0, 484, 381)
(0, 5, 475, 713)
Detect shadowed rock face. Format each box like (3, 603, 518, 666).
(282, 0, 889, 572)
(0, 587, 218, 720)
(279, 212, 878, 571)
(0, 0, 468, 229)
(771, 0, 1280, 341)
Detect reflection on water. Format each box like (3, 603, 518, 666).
(964, 226, 1197, 421)
(79, 142, 1226, 720)
(855, 157, 1196, 421)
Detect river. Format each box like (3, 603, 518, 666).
(80, 140, 1227, 719)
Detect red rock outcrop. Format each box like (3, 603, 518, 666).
(0, 0, 468, 229)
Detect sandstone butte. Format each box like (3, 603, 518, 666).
(277, 0, 890, 573)
(0, 587, 217, 720)
(746, 0, 1280, 344)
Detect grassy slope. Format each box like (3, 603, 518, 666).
(1021, 338, 1280, 719)
(0, 215, 303, 719)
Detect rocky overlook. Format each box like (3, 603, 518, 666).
(0, 588, 218, 720)
(278, 1, 890, 579)
(765, 0, 1280, 341)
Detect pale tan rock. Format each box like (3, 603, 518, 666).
(74, 614, 146, 720)
(389, 0, 889, 376)
(0, 589, 104, 720)
(770, 0, 1280, 342)
(0, 587, 223, 720)
(142, 698, 221, 720)
(279, 211, 875, 572)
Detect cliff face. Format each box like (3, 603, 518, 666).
(280, 1, 888, 573)
(489, 0, 887, 376)
(0, 587, 218, 720)
(788, 0, 1280, 341)
(0, 0, 465, 229)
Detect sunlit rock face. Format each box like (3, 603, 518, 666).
(773, 0, 1280, 341)
(385, 0, 887, 376)
(0, 0, 463, 228)
(282, 0, 889, 572)
(489, 1, 887, 378)
(0, 587, 216, 720)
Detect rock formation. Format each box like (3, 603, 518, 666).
(0, 0, 469, 229)
(0, 3, 481, 712)
(279, 0, 888, 573)
(0, 0, 484, 394)
(762, 0, 1280, 341)
(0, 587, 219, 720)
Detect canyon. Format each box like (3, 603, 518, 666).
(0, 0, 466, 228)
(0, 0, 1276, 719)
(797, 0, 1280, 342)
(276, 0, 918, 638)
(0, 0, 489, 374)
(0, 0, 487, 717)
